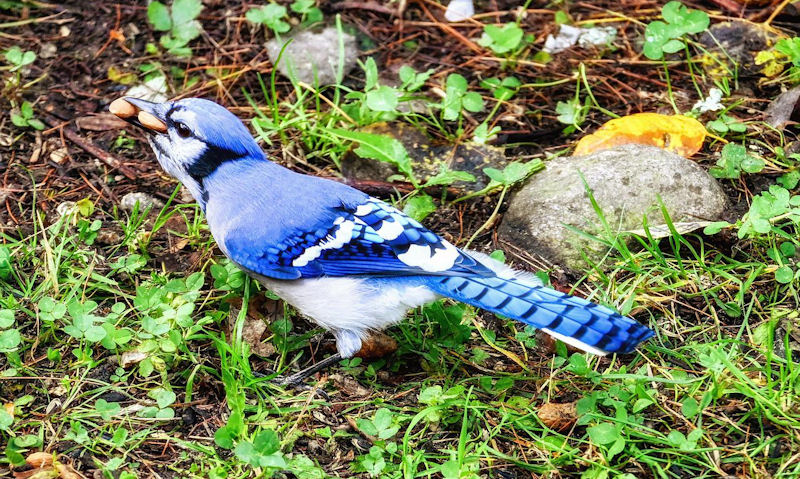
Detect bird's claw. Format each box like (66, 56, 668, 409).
(271, 374, 330, 400)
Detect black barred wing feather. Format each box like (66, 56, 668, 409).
(225, 198, 492, 280)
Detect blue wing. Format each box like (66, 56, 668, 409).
(223, 198, 492, 280)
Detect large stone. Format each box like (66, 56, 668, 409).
(498, 144, 728, 271)
(266, 27, 358, 86)
(698, 21, 777, 79)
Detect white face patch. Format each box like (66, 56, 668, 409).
(173, 137, 207, 168)
(150, 134, 206, 174)
(150, 134, 208, 203)
(174, 108, 198, 125)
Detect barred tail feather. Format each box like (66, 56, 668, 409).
(427, 275, 653, 355)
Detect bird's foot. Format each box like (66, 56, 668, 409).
(253, 353, 342, 400)
(274, 353, 342, 386)
(251, 370, 330, 400)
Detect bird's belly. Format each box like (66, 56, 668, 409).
(255, 275, 439, 333)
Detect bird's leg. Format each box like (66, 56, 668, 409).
(272, 331, 396, 387)
(273, 353, 343, 387)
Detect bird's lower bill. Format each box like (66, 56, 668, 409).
(109, 98, 167, 133)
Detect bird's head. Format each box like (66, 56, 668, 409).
(109, 97, 264, 205)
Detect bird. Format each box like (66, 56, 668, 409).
(109, 96, 654, 385)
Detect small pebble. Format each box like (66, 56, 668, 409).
(56, 201, 76, 216)
(39, 43, 57, 59)
(120, 192, 163, 212)
(95, 229, 122, 245)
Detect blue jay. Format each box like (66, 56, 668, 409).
(110, 97, 654, 384)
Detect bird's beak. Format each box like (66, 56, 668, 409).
(109, 97, 168, 134)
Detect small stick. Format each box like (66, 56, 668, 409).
(43, 114, 138, 180)
(417, 1, 483, 54)
(330, 1, 396, 15)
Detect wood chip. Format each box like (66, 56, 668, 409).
(75, 114, 129, 131)
(537, 401, 578, 432)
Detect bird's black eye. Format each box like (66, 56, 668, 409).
(175, 122, 192, 138)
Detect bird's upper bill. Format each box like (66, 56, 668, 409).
(109, 97, 168, 134)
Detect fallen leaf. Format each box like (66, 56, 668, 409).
(107, 66, 137, 85)
(118, 403, 146, 415)
(355, 331, 398, 359)
(120, 351, 148, 368)
(228, 295, 281, 357)
(574, 113, 706, 157)
(765, 87, 800, 130)
(25, 452, 53, 468)
(27, 132, 43, 164)
(537, 401, 577, 431)
(12, 469, 55, 479)
(55, 463, 80, 479)
(240, 313, 272, 357)
(534, 329, 557, 355)
(45, 399, 61, 415)
(75, 114, 128, 132)
(125, 75, 168, 103)
(39, 43, 57, 59)
(49, 147, 69, 164)
(166, 238, 190, 254)
(329, 374, 371, 398)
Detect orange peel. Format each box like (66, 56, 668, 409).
(574, 113, 706, 158)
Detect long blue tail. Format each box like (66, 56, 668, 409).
(426, 274, 653, 354)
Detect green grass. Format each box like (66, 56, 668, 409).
(3, 176, 800, 477)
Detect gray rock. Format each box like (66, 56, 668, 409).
(120, 192, 163, 212)
(498, 144, 728, 271)
(698, 21, 777, 78)
(266, 27, 358, 86)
